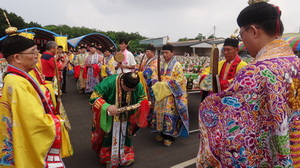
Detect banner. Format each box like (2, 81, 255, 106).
(19, 32, 35, 40)
(55, 36, 68, 51)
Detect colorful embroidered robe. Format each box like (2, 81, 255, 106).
(0, 65, 64, 168)
(150, 58, 189, 137)
(72, 52, 88, 91)
(101, 54, 116, 77)
(197, 40, 300, 167)
(141, 57, 158, 106)
(85, 53, 103, 93)
(89, 74, 146, 167)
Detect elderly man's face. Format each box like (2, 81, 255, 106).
(162, 50, 173, 62)
(17, 45, 39, 72)
(223, 46, 238, 62)
(239, 25, 257, 58)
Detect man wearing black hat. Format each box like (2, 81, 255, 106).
(71, 45, 89, 93)
(139, 44, 158, 114)
(0, 34, 67, 167)
(102, 48, 116, 77)
(150, 44, 189, 147)
(85, 44, 103, 93)
(0, 53, 7, 95)
(89, 72, 148, 167)
(197, 1, 300, 167)
(200, 38, 247, 93)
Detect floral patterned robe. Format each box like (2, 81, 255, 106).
(150, 58, 189, 138)
(197, 40, 300, 167)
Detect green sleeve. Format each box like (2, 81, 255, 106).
(89, 74, 118, 104)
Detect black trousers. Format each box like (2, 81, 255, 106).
(62, 68, 67, 92)
(45, 76, 53, 81)
(201, 91, 209, 102)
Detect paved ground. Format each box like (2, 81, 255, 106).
(62, 76, 202, 168)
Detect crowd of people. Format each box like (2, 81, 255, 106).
(0, 0, 300, 168)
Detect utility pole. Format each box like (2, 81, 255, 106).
(213, 26, 216, 41)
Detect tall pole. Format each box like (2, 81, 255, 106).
(213, 26, 216, 41)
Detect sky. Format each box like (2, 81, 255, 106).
(1, 0, 299, 42)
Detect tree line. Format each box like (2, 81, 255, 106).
(0, 8, 147, 53)
(0, 8, 211, 52)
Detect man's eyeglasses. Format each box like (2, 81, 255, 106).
(237, 26, 251, 41)
(237, 25, 261, 41)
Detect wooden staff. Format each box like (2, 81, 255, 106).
(3, 12, 11, 27)
(157, 50, 161, 82)
(211, 45, 220, 93)
(53, 58, 62, 110)
(54, 58, 71, 130)
(138, 53, 146, 71)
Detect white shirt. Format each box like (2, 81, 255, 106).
(115, 50, 136, 74)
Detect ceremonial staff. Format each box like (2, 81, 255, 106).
(54, 57, 72, 130)
(3, 12, 11, 27)
(157, 50, 161, 81)
(211, 45, 220, 93)
(138, 53, 146, 71)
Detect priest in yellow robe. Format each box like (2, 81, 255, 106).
(0, 33, 66, 167)
(200, 38, 248, 91)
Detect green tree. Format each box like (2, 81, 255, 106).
(207, 34, 215, 39)
(0, 8, 147, 52)
(0, 8, 27, 37)
(195, 33, 206, 40)
(26, 21, 42, 28)
(178, 37, 189, 42)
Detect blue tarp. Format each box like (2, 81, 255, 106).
(67, 33, 116, 49)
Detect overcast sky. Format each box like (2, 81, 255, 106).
(1, 0, 299, 41)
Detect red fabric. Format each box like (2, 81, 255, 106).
(219, 55, 242, 90)
(73, 65, 80, 79)
(129, 100, 150, 128)
(41, 57, 55, 77)
(220, 80, 230, 91)
(56, 60, 63, 71)
(99, 146, 134, 167)
(41, 52, 62, 78)
(93, 64, 100, 77)
(91, 98, 107, 154)
(83, 66, 87, 79)
(45, 114, 63, 167)
(200, 74, 207, 83)
(33, 68, 45, 84)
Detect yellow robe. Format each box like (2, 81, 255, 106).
(28, 70, 57, 108)
(200, 58, 247, 90)
(201, 59, 247, 77)
(151, 59, 189, 137)
(0, 74, 57, 167)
